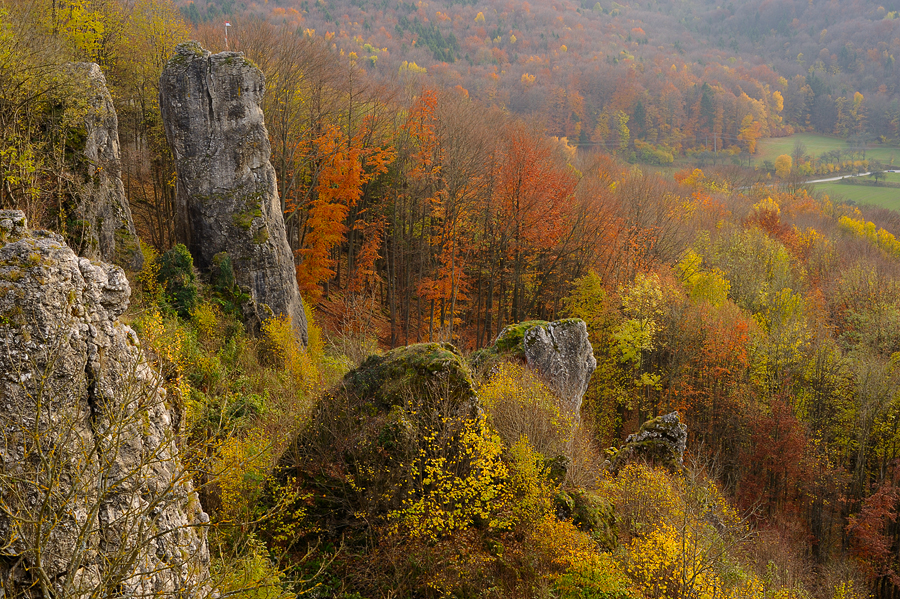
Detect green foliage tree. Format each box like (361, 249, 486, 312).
(156, 243, 198, 318)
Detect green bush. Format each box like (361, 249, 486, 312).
(210, 251, 250, 315)
(157, 243, 198, 318)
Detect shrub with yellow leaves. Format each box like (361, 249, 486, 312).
(212, 534, 297, 599)
(214, 426, 277, 523)
(134, 307, 192, 402)
(478, 361, 575, 460)
(137, 241, 163, 303)
(193, 300, 223, 348)
(260, 314, 322, 396)
(390, 414, 509, 542)
(554, 551, 636, 599)
(611, 463, 767, 599)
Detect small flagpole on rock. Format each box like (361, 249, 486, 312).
(225, 22, 231, 50)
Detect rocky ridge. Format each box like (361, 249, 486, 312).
(0, 211, 212, 598)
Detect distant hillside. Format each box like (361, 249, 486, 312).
(178, 0, 900, 156)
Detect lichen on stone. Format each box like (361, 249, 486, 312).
(0, 216, 213, 597)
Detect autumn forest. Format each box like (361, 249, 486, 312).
(3, 0, 900, 597)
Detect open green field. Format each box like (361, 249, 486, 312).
(812, 179, 900, 211)
(756, 133, 900, 166)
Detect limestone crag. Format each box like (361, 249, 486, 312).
(608, 411, 688, 473)
(0, 211, 212, 597)
(159, 42, 307, 342)
(522, 319, 597, 419)
(68, 63, 142, 271)
(476, 319, 597, 420)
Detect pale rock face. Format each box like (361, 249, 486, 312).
(0, 211, 212, 598)
(158, 42, 307, 342)
(68, 63, 143, 271)
(519, 319, 598, 419)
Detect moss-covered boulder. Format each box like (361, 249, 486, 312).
(607, 411, 688, 473)
(342, 342, 477, 413)
(273, 342, 481, 541)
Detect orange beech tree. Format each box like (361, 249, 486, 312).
(293, 121, 393, 303)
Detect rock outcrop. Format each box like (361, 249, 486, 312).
(522, 319, 597, 419)
(277, 342, 478, 536)
(474, 319, 597, 419)
(68, 63, 143, 271)
(159, 42, 307, 342)
(0, 211, 212, 597)
(343, 342, 478, 413)
(608, 411, 688, 473)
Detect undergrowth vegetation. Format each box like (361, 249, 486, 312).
(125, 238, 861, 598)
(128, 245, 330, 599)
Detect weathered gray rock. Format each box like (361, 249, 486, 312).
(522, 319, 597, 419)
(68, 63, 143, 271)
(475, 319, 597, 419)
(0, 211, 212, 598)
(608, 411, 688, 473)
(159, 42, 307, 342)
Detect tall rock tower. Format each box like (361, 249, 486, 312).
(69, 63, 143, 271)
(159, 42, 307, 342)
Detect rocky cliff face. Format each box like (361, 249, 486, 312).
(68, 63, 143, 271)
(158, 42, 307, 342)
(0, 211, 212, 598)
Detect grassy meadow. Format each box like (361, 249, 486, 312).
(756, 133, 900, 166)
(812, 178, 900, 211)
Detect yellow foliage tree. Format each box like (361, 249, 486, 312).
(738, 114, 762, 153)
(676, 249, 731, 307)
(775, 154, 793, 178)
